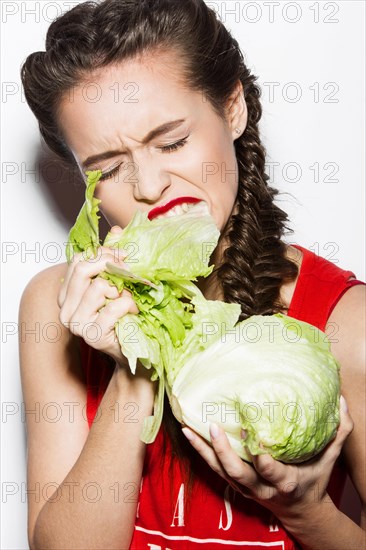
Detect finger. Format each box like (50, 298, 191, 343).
(59, 249, 101, 308)
(318, 395, 354, 468)
(209, 424, 258, 487)
(182, 427, 257, 499)
(72, 290, 139, 348)
(58, 251, 84, 308)
(182, 427, 228, 479)
(69, 277, 121, 325)
(110, 225, 123, 233)
(249, 451, 290, 488)
(59, 251, 126, 322)
(338, 396, 354, 437)
(96, 289, 139, 336)
(59, 245, 127, 307)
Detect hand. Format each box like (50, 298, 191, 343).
(182, 396, 353, 526)
(58, 226, 138, 367)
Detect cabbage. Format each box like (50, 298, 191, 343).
(170, 314, 340, 462)
(66, 170, 340, 462)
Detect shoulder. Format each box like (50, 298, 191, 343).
(19, 262, 68, 315)
(326, 283, 365, 367)
(21, 261, 68, 293)
(18, 262, 81, 366)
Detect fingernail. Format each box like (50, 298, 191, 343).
(182, 427, 195, 442)
(241, 429, 247, 440)
(340, 395, 348, 412)
(111, 225, 123, 233)
(209, 422, 221, 440)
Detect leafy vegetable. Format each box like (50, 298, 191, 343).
(66, 170, 101, 263)
(66, 170, 340, 462)
(66, 170, 237, 443)
(170, 314, 340, 462)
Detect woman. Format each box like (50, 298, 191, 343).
(19, 0, 365, 548)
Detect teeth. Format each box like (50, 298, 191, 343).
(155, 202, 204, 220)
(171, 205, 182, 215)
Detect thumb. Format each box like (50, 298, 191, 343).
(110, 225, 123, 233)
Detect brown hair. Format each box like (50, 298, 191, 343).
(21, 0, 298, 485)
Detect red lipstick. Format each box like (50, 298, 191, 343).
(148, 196, 201, 220)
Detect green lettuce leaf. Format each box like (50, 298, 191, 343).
(103, 208, 218, 282)
(66, 170, 102, 263)
(66, 170, 224, 443)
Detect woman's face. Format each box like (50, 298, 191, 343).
(58, 51, 247, 231)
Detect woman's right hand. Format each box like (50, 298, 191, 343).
(58, 226, 138, 368)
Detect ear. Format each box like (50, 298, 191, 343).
(225, 80, 248, 140)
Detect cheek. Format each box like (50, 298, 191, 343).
(94, 182, 135, 228)
(199, 138, 238, 196)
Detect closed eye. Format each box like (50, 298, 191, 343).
(96, 135, 190, 181)
(98, 163, 123, 182)
(159, 135, 189, 152)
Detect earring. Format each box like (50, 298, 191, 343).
(235, 128, 241, 134)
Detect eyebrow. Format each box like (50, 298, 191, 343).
(81, 118, 186, 170)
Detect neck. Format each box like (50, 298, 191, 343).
(195, 230, 228, 301)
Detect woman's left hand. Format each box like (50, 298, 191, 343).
(182, 395, 353, 527)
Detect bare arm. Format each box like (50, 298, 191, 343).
(275, 283, 366, 549)
(34, 359, 154, 549)
(180, 284, 366, 550)
(329, 284, 366, 529)
(20, 254, 155, 549)
(287, 283, 366, 549)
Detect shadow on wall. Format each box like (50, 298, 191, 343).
(36, 147, 110, 241)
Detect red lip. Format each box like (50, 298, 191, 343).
(148, 196, 201, 220)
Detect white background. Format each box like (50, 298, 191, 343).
(1, 1, 365, 548)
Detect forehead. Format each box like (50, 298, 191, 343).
(57, 51, 202, 153)
(91, 49, 191, 98)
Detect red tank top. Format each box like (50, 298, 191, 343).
(79, 246, 365, 549)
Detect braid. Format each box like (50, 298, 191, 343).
(217, 73, 298, 320)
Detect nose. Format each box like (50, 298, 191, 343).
(132, 155, 171, 203)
